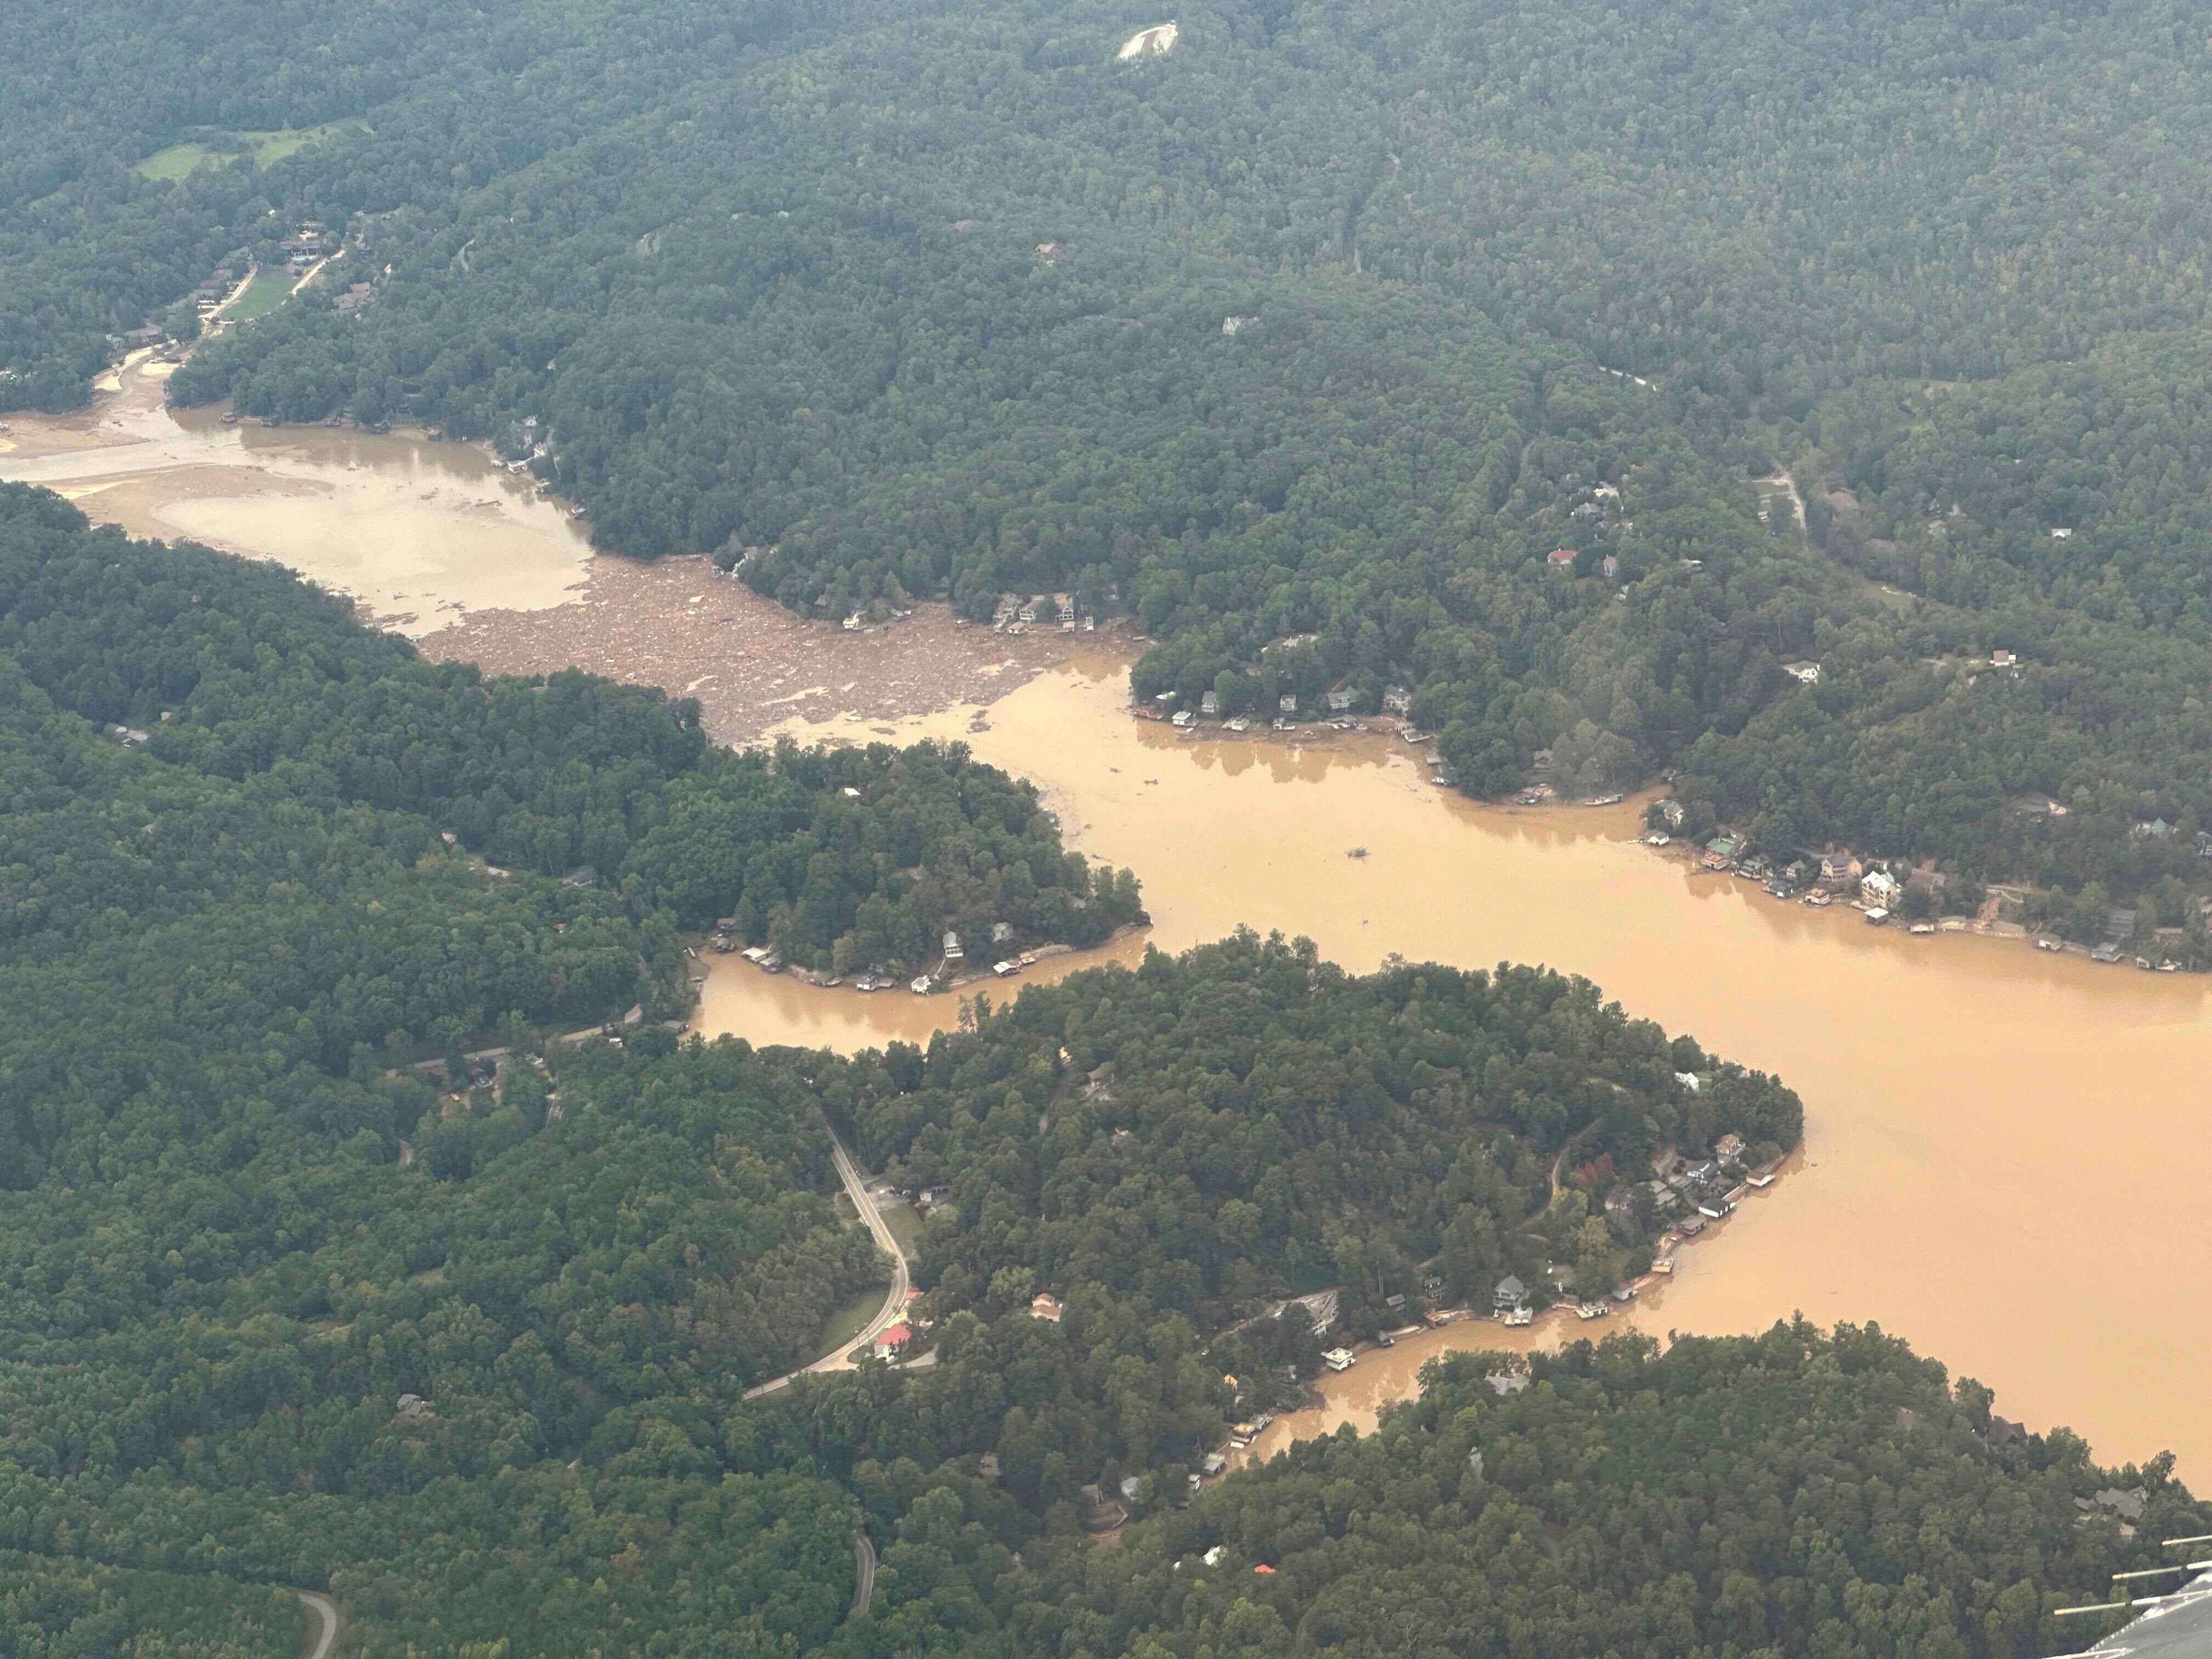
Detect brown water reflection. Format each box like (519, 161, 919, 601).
(0, 356, 590, 633)
(706, 657, 2212, 1476)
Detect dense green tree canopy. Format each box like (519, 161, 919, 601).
(5, 0, 2203, 900)
(0, 494, 2198, 1654)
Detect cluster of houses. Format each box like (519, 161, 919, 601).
(1668, 807, 2203, 967)
(704, 915, 1042, 994)
(991, 592, 1092, 635)
(1144, 681, 1411, 736)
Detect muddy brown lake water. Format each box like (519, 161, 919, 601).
(0, 354, 591, 633)
(705, 654, 2212, 1478)
(6, 365, 2205, 1480)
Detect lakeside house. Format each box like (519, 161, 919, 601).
(1492, 1274, 1527, 1312)
(942, 930, 963, 961)
(1322, 1348, 1355, 1373)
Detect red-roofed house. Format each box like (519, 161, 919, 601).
(1547, 548, 1579, 570)
(872, 1322, 912, 1359)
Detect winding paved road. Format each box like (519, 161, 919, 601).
(295, 1590, 338, 1659)
(743, 1126, 910, 1398)
(851, 1532, 878, 1618)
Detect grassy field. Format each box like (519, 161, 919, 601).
(224, 273, 295, 323)
(882, 1203, 921, 1257)
(135, 122, 363, 182)
(818, 1277, 892, 1359)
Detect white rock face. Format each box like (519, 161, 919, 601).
(1118, 21, 1178, 59)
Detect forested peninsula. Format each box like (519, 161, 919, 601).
(5, 0, 2208, 917)
(0, 489, 2200, 1654)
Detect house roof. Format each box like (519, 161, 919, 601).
(874, 1322, 911, 1348)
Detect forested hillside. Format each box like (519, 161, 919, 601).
(0, 493, 2200, 1652)
(4, 0, 2205, 902)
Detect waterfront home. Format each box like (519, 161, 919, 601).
(942, 930, 963, 961)
(1860, 869, 1899, 903)
(1322, 1348, 1355, 1372)
(1278, 693, 1299, 716)
(1325, 689, 1357, 713)
(1492, 1274, 1527, 1312)
(1987, 1415, 2027, 1448)
(1714, 1133, 1745, 1164)
(1199, 690, 1219, 716)
(1383, 686, 1412, 714)
(1171, 709, 1193, 727)
(991, 921, 1015, 943)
